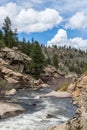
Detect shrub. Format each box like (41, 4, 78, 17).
(59, 83, 70, 91)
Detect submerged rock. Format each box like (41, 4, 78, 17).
(46, 114, 60, 119)
(5, 88, 17, 96)
(40, 91, 71, 98)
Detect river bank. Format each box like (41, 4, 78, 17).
(47, 73, 87, 130)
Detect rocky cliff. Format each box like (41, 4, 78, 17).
(0, 47, 48, 96)
(47, 73, 87, 130)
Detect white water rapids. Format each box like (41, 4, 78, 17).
(0, 88, 76, 130)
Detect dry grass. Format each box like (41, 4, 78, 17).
(59, 82, 70, 91)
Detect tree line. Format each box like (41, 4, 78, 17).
(0, 17, 47, 78)
(1, 16, 87, 77)
(0, 17, 59, 78)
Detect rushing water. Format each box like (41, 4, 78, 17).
(0, 88, 77, 130)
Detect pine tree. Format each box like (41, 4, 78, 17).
(0, 30, 5, 48)
(47, 56, 51, 65)
(0, 30, 3, 40)
(2, 16, 17, 48)
(52, 54, 58, 68)
(30, 41, 45, 78)
(20, 41, 31, 56)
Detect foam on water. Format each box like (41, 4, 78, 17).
(0, 111, 69, 130)
(0, 89, 76, 130)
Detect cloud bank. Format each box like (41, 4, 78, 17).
(0, 2, 63, 33)
(47, 29, 87, 50)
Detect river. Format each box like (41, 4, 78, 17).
(0, 87, 77, 130)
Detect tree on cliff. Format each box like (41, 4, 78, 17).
(2, 16, 18, 48)
(19, 37, 31, 56)
(0, 30, 5, 48)
(52, 54, 58, 68)
(30, 41, 45, 78)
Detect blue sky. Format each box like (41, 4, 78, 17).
(0, 0, 87, 50)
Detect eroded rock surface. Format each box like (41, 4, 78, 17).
(0, 47, 32, 73)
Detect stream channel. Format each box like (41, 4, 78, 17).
(0, 87, 77, 130)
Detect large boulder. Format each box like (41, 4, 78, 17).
(0, 47, 32, 73)
(0, 101, 24, 119)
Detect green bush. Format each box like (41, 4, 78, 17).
(0, 80, 7, 86)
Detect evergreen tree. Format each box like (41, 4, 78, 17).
(2, 16, 17, 48)
(52, 54, 58, 68)
(47, 56, 51, 65)
(20, 41, 31, 56)
(30, 41, 45, 78)
(0, 30, 3, 40)
(0, 30, 5, 48)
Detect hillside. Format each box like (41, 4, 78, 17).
(0, 17, 87, 78)
(42, 46, 87, 75)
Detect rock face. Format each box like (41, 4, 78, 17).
(43, 65, 65, 78)
(42, 65, 68, 89)
(0, 47, 32, 73)
(47, 73, 87, 130)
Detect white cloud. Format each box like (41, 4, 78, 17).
(66, 11, 87, 29)
(47, 29, 87, 50)
(0, 2, 20, 26)
(70, 38, 87, 50)
(0, 2, 62, 33)
(47, 29, 67, 47)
